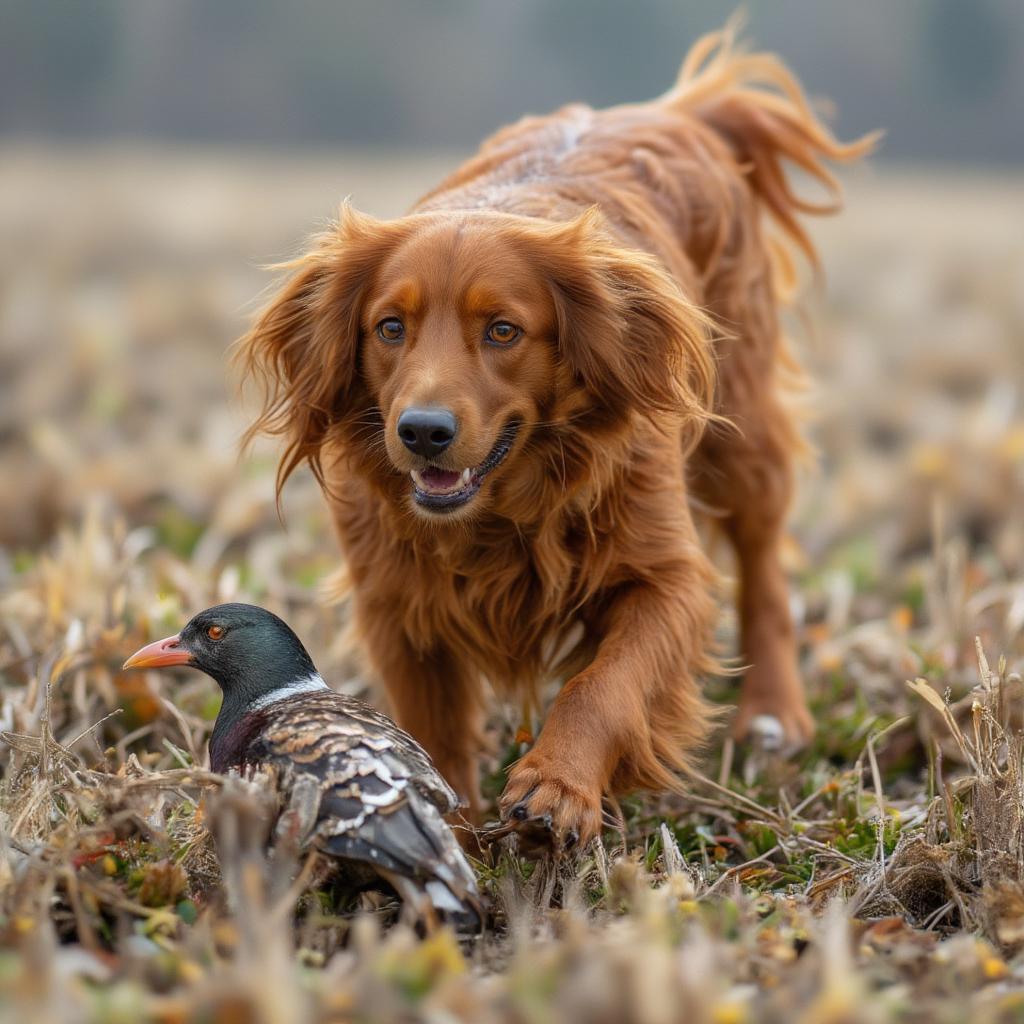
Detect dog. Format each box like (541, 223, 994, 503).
(238, 23, 874, 847)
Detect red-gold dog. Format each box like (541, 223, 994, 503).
(239, 24, 874, 846)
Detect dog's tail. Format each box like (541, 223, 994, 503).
(664, 16, 880, 265)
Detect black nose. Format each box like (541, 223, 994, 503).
(397, 407, 457, 458)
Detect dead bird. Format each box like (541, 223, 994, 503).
(123, 602, 480, 923)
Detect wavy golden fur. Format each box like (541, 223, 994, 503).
(238, 23, 876, 844)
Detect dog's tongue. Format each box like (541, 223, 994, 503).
(420, 467, 461, 489)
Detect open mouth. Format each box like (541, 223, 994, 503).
(411, 421, 520, 512)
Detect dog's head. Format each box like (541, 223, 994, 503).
(239, 205, 714, 523)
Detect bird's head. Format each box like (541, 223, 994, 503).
(122, 603, 319, 708)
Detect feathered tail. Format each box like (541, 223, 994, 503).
(665, 16, 880, 265)
(322, 784, 481, 929)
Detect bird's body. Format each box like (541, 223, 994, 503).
(124, 604, 480, 922)
(219, 686, 477, 916)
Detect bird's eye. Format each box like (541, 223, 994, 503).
(485, 321, 522, 346)
(376, 318, 405, 343)
(207, 625, 225, 641)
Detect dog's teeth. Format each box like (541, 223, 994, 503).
(461, 468, 471, 485)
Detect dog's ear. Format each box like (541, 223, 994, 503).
(236, 204, 401, 492)
(531, 209, 715, 435)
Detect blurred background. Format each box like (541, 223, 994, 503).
(1, 0, 1023, 695)
(3, 0, 1022, 160)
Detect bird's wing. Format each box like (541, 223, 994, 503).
(315, 691, 461, 814)
(250, 692, 479, 920)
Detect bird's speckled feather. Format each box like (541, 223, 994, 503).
(226, 689, 477, 917)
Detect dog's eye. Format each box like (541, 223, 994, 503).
(485, 322, 522, 346)
(207, 625, 225, 641)
(376, 318, 405, 343)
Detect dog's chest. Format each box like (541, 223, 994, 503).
(334, 492, 598, 690)
(388, 529, 587, 690)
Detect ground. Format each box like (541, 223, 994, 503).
(1, 146, 1024, 1023)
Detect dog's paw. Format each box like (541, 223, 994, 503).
(747, 713, 787, 752)
(732, 699, 813, 785)
(497, 753, 603, 857)
(733, 690, 814, 749)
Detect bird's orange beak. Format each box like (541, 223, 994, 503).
(122, 634, 193, 670)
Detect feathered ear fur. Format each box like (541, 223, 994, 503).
(235, 204, 404, 492)
(524, 210, 716, 437)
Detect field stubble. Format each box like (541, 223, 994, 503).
(1, 146, 1024, 1022)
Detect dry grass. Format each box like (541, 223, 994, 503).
(2, 146, 1024, 1022)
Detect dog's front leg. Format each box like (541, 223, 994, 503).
(359, 612, 486, 824)
(499, 571, 717, 849)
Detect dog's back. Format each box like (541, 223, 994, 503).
(418, 23, 875, 300)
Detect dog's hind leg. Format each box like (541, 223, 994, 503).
(692, 270, 814, 746)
